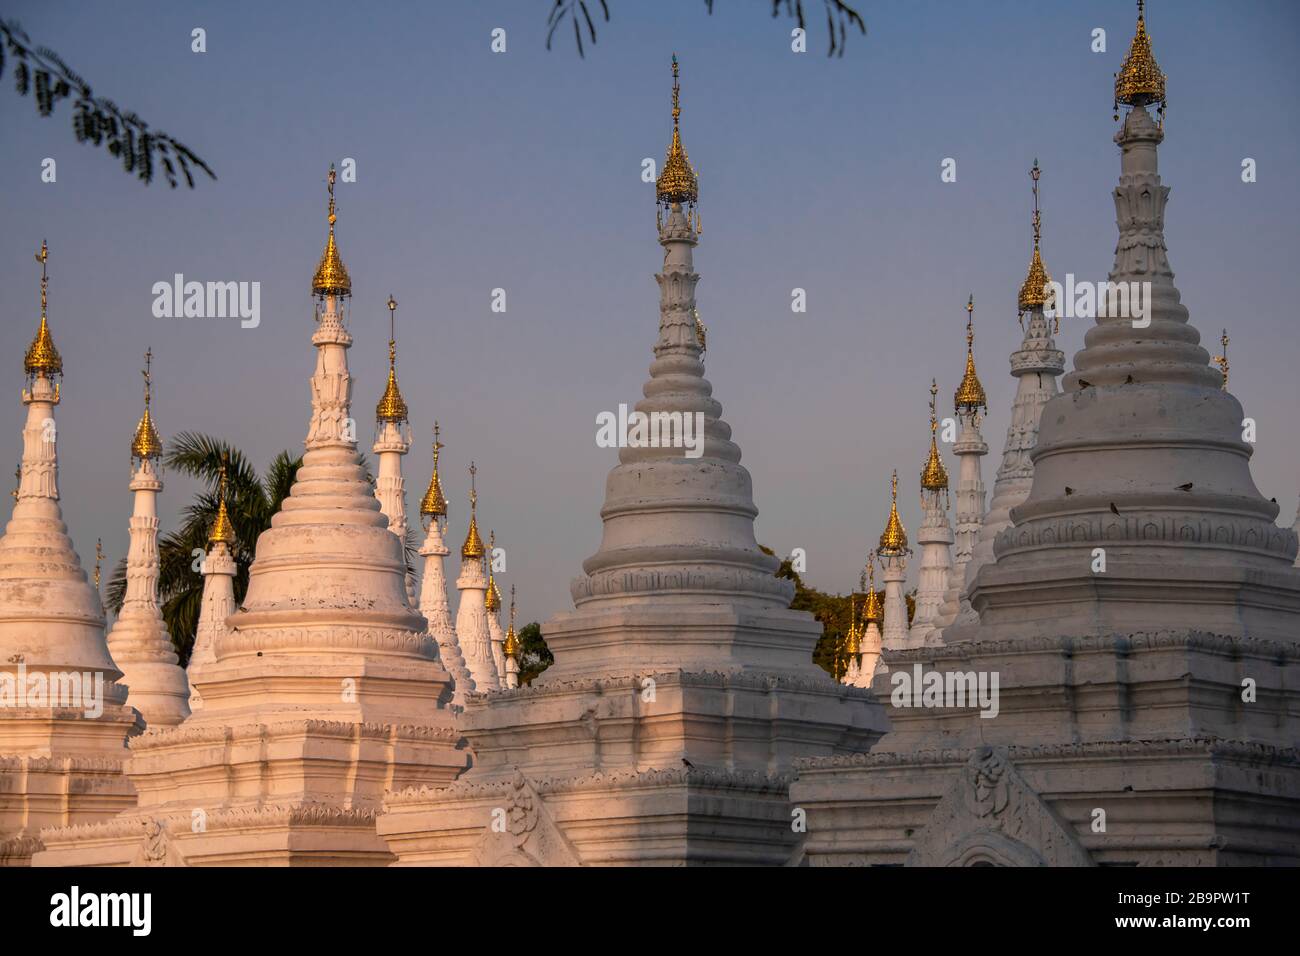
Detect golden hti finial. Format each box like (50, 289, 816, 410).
(920, 378, 949, 495)
(485, 530, 503, 611)
(1018, 160, 1054, 329)
(94, 538, 104, 592)
(954, 295, 987, 413)
(209, 454, 236, 547)
(130, 348, 164, 462)
(420, 421, 449, 522)
(693, 307, 707, 353)
(1213, 329, 1229, 390)
(312, 164, 352, 298)
(504, 584, 520, 659)
(845, 594, 861, 658)
(1114, 0, 1166, 123)
(462, 461, 485, 560)
(862, 555, 883, 624)
(25, 239, 63, 382)
(655, 54, 700, 213)
(376, 295, 409, 424)
(878, 470, 909, 555)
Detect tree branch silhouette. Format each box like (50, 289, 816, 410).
(547, 0, 865, 58)
(1, 19, 215, 188)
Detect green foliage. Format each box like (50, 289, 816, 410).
(764, 545, 912, 678)
(1, 20, 214, 187)
(547, 0, 865, 58)
(515, 622, 553, 685)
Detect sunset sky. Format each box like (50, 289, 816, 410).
(2, 0, 1298, 627)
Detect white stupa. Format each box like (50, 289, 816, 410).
(794, 4, 1300, 866)
(379, 57, 886, 866)
(104, 350, 190, 729)
(877, 471, 912, 650)
(946, 161, 1065, 638)
(371, 295, 417, 605)
(416, 424, 474, 706)
(909, 380, 954, 646)
(0, 243, 136, 866)
(35, 169, 468, 867)
(454, 464, 499, 692)
(186, 467, 237, 712)
(934, 298, 988, 631)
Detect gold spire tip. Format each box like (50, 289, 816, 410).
(25, 239, 63, 379)
(954, 297, 987, 412)
(656, 54, 699, 207)
(1115, 0, 1166, 117)
(420, 422, 448, 518)
(130, 347, 163, 460)
(312, 164, 352, 298)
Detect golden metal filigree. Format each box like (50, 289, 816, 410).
(1115, 1, 1166, 113)
(920, 379, 949, 491)
(878, 470, 909, 555)
(655, 55, 699, 206)
(131, 348, 163, 460)
(26, 241, 63, 378)
(312, 166, 352, 297)
(420, 422, 448, 518)
(954, 295, 987, 412)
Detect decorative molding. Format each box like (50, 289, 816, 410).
(907, 747, 1093, 867)
(795, 736, 1300, 774)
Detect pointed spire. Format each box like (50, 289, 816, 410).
(312, 165, 352, 298)
(655, 54, 699, 209)
(878, 470, 909, 555)
(1213, 328, 1229, 390)
(94, 538, 104, 593)
(25, 240, 63, 381)
(844, 594, 861, 657)
(1018, 159, 1053, 314)
(420, 421, 448, 522)
(209, 456, 236, 546)
(920, 378, 949, 492)
(954, 295, 987, 413)
(1114, 0, 1167, 121)
(485, 530, 502, 611)
(862, 556, 883, 623)
(503, 584, 520, 659)
(375, 295, 408, 423)
(461, 461, 485, 560)
(130, 348, 163, 462)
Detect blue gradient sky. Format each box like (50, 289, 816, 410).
(2, 0, 1298, 627)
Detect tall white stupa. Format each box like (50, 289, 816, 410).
(909, 380, 953, 646)
(371, 295, 416, 603)
(946, 161, 1065, 637)
(0, 243, 136, 866)
(36, 169, 468, 867)
(794, 3, 1300, 866)
(416, 424, 474, 706)
(877, 471, 912, 650)
(186, 463, 237, 712)
(934, 299, 988, 630)
(454, 464, 499, 692)
(104, 350, 190, 728)
(379, 57, 886, 866)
